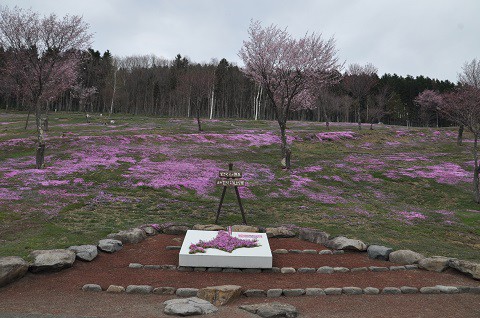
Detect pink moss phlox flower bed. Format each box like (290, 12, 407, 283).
(316, 131, 355, 141)
(189, 230, 259, 254)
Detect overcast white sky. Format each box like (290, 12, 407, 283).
(3, 0, 479, 82)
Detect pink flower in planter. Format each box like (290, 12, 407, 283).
(189, 230, 259, 254)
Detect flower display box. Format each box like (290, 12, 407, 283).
(179, 230, 272, 269)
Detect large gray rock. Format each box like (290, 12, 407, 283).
(265, 227, 296, 238)
(197, 285, 242, 306)
(325, 236, 367, 251)
(98, 239, 123, 253)
(107, 228, 146, 244)
(29, 249, 75, 273)
(389, 250, 425, 265)
(239, 302, 298, 318)
(448, 259, 480, 280)
(68, 245, 98, 262)
(0, 256, 29, 287)
(193, 224, 225, 231)
(164, 225, 190, 235)
(367, 245, 393, 261)
(298, 228, 330, 244)
(418, 256, 454, 272)
(163, 297, 218, 316)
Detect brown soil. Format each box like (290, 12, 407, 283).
(0, 234, 479, 318)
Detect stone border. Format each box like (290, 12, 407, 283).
(82, 283, 480, 296)
(127, 263, 419, 273)
(2, 223, 479, 288)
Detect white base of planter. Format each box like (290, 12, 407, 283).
(179, 230, 272, 268)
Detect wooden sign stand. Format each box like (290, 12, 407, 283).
(215, 163, 247, 225)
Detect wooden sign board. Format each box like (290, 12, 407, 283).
(219, 171, 242, 178)
(216, 179, 246, 187)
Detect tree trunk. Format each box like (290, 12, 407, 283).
(278, 119, 290, 169)
(209, 86, 215, 120)
(25, 109, 31, 130)
(473, 134, 479, 203)
(356, 102, 362, 130)
(322, 105, 330, 130)
(35, 102, 46, 169)
(457, 125, 464, 146)
(196, 101, 202, 132)
(110, 67, 117, 116)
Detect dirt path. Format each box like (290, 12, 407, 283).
(0, 235, 479, 317)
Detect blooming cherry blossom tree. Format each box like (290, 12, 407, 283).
(239, 20, 342, 168)
(441, 87, 480, 203)
(0, 6, 92, 168)
(439, 59, 480, 203)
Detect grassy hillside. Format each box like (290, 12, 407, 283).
(0, 112, 479, 261)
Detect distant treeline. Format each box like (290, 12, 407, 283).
(0, 49, 456, 127)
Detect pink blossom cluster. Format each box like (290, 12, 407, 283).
(384, 163, 470, 185)
(315, 131, 355, 141)
(395, 211, 427, 225)
(189, 230, 259, 254)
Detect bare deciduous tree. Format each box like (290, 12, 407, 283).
(342, 63, 378, 130)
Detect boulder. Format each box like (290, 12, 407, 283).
(389, 250, 425, 265)
(126, 285, 153, 294)
(232, 225, 259, 233)
(82, 284, 102, 292)
(68, 245, 98, 262)
(29, 249, 75, 273)
(193, 224, 225, 231)
(244, 289, 266, 297)
(163, 297, 218, 316)
(153, 287, 176, 295)
(197, 285, 242, 306)
(107, 228, 146, 244)
(305, 288, 325, 296)
(324, 236, 367, 251)
(280, 267, 296, 274)
(382, 287, 401, 294)
(448, 259, 480, 280)
(342, 287, 363, 295)
(97, 239, 123, 253)
(107, 285, 125, 293)
(283, 289, 305, 297)
(164, 225, 190, 235)
(267, 289, 283, 298)
(142, 226, 158, 236)
(317, 266, 334, 274)
(324, 288, 342, 295)
(0, 256, 29, 287)
(298, 228, 330, 244)
(176, 288, 199, 297)
(265, 227, 295, 238)
(364, 287, 380, 295)
(367, 245, 393, 261)
(418, 256, 453, 272)
(239, 302, 298, 318)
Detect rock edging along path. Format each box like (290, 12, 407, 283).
(81, 283, 480, 296)
(127, 262, 420, 273)
(1, 223, 479, 288)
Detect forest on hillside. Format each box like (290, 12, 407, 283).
(0, 49, 456, 127)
